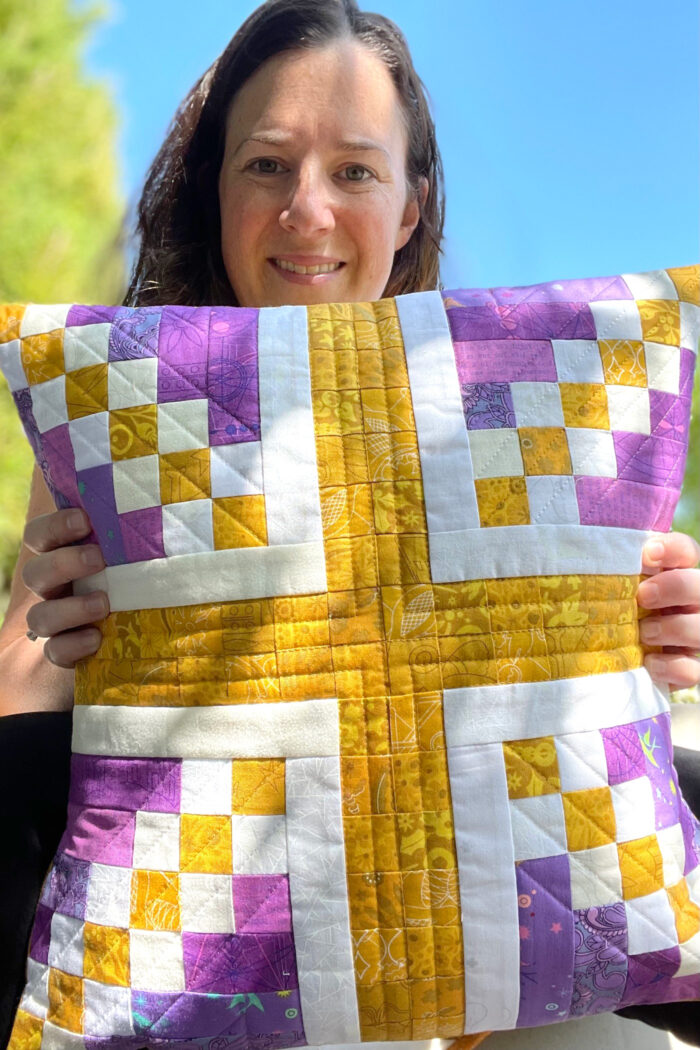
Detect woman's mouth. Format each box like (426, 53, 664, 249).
(269, 257, 345, 281)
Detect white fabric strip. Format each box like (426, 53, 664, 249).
(286, 756, 360, 1046)
(73, 540, 327, 611)
(258, 305, 324, 545)
(72, 698, 340, 759)
(309, 1043, 453, 1050)
(397, 291, 480, 534)
(429, 524, 653, 581)
(447, 743, 520, 1033)
(444, 668, 669, 748)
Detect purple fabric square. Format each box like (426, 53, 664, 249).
(570, 904, 627, 1017)
(602, 723, 646, 785)
(120, 506, 165, 562)
(618, 946, 681, 1009)
(461, 382, 516, 429)
(131, 988, 305, 1044)
(680, 812, 700, 876)
(233, 875, 292, 933)
(575, 477, 677, 531)
(108, 307, 162, 361)
(447, 301, 595, 342)
(454, 340, 557, 383)
(182, 932, 297, 993)
(208, 307, 260, 445)
(12, 389, 41, 453)
(38, 424, 82, 507)
(28, 903, 53, 964)
(59, 802, 135, 867)
(158, 306, 210, 403)
(77, 463, 128, 566)
(65, 305, 119, 327)
(679, 347, 695, 397)
(635, 714, 679, 831)
(442, 277, 631, 310)
(39, 851, 91, 919)
(70, 755, 181, 814)
(650, 389, 691, 441)
(515, 855, 574, 1028)
(613, 432, 687, 490)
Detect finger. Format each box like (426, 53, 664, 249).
(26, 591, 109, 639)
(645, 652, 700, 690)
(43, 627, 104, 669)
(21, 544, 105, 600)
(641, 532, 700, 575)
(640, 612, 700, 650)
(637, 568, 700, 611)
(23, 508, 91, 554)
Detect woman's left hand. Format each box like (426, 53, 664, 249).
(637, 532, 700, 689)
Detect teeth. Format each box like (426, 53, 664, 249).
(274, 259, 342, 275)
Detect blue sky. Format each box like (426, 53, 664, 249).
(86, 0, 699, 290)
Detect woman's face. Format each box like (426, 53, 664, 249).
(218, 41, 423, 308)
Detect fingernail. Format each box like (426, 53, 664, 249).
(641, 620, 661, 641)
(81, 548, 102, 570)
(645, 655, 664, 678)
(86, 593, 108, 617)
(68, 511, 87, 532)
(645, 540, 665, 564)
(639, 582, 659, 607)
(81, 629, 102, 653)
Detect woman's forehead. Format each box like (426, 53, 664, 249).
(222, 41, 408, 155)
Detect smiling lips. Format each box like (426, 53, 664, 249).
(270, 256, 344, 279)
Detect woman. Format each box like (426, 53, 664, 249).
(0, 0, 699, 1046)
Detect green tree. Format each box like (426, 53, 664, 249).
(0, 0, 125, 600)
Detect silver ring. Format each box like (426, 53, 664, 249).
(26, 629, 39, 642)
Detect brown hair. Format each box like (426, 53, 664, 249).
(124, 0, 445, 307)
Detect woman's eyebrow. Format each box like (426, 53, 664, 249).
(232, 132, 390, 159)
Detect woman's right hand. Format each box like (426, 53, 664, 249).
(21, 507, 109, 668)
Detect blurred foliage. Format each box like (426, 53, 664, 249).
(0, 0, 125, 597)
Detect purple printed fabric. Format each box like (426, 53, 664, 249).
(182, 933, 298, 993)
(130, 988, 305, 1044)
(453, 339, 557, 382)
(516, 856, 575, 1026)
(446, 301, 596, 341)
(109, 307, 162, 360)
(158, 306, 211, 403)
(570, 905, 628, 1016)
(69, 755, 183, 813)
(461, 382, 516, 429)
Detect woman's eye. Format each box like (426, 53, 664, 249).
(342, 164, 372, 182)
(249, 158, 284, 174)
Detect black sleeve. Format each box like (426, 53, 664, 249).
(0, 711, 72, 1050)
(615, 745, 700, 1046)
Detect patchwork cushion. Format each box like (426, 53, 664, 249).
(1, 266, 699, 1049)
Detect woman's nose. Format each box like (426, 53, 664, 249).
(278, 170, 335, 237)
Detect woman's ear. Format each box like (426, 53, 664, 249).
(395, 176, 430, 251)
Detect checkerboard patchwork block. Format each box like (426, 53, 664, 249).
(1, 268, 698, 1049)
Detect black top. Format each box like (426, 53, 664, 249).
(0, 711, 698, 1048)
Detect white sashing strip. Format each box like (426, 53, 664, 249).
(73, 540, 327, 611)
(286, 756, 360, 1046)
(429, 524, 653, 581)
(447, 743, 520, 1033)
(444, 668, 669, 748)
(72, 698, 340, 759)
(397, 292, 480, 535)
(258, 306, 323, 545)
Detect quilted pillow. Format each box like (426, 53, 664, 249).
(1, 266, 699, 1050)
